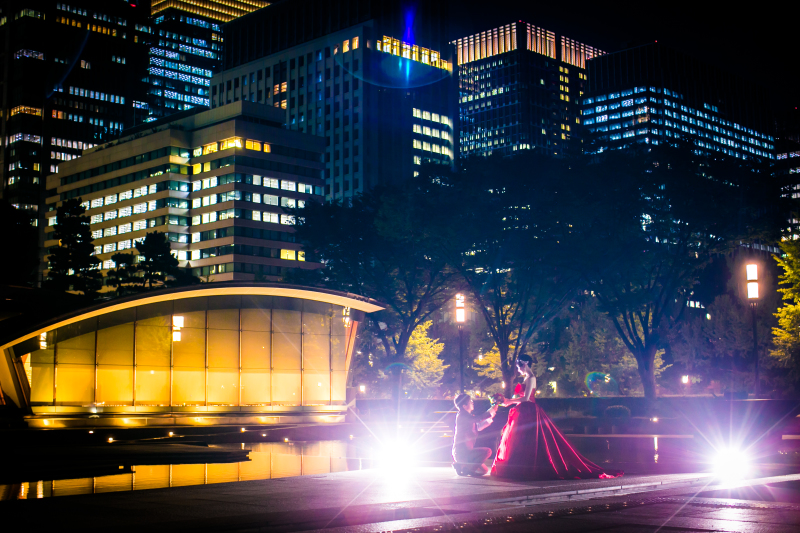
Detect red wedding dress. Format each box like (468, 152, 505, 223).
(491, 384, 623, 480)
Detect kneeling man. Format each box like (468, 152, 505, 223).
(452, 393, 497, 476)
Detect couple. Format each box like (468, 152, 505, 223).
(452, 354, 623, 480)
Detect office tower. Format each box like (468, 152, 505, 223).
(44, 102, 325, 287)
(0, 0, 150, 219)
(144, 0, 270, 121)
(212, 0, 456, 202)
(454, 22, 604, 158)
(581, 43, 775, 160)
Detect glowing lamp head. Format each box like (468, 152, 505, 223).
(747, 281, 759, 300)
(712, 448, 750, 480)
(682, 375, 690, 384)
(172, 331, 182, 342)
(359, 385, 366, 393)
(746, 264, 758, 281)
(455, 293, 466, 323)
(172, 315, 184, 328)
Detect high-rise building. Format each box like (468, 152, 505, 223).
(0, 1, 150, 219)
(44, 102, 325, 288)
(581, 43, 775, 160)
(143, 0, 270, 122)
(212, 0, 456, 202)
(454, 22, 604, 158)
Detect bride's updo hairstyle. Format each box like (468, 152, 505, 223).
(516, 354, 533, 367)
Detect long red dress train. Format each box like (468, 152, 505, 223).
(491, 401, 623, 480)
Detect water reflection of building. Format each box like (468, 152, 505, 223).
(0, 441, 358, 500)
(0, 284, 381, 427)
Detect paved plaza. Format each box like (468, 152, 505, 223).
(3, 463, 799, 532)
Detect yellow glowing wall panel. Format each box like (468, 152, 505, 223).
(95, 473, 133, 493)
(239, 449, 270, 480)
(137, 306, 171, 327)
(241, 308, 270, 331)
(135, 367, 169, 405)
(208, 368, 238, 405)
(241, 331, 270, 368)
(272, 309, 301, 333)
(172, 327, 205, 367)
(331, 371, 347, 403)
(55, 364, 94, 403)
(208, 309, 239, 330)
(171, 463, 205, 487)
(331, 457, 349, 473)
(272, 453, 301, 478)
(30, 364, 54, 403)
(272, 370, 300, 404)
(208, 329, 238, 367)
(173, 369, 205, 405)
(303, 334, 329, 371)
(176, 309, 206, 329)
(303, 455, 331, 475)
(96, 365, 133, 404)
(207, 463, 239, 484)
(273, 333, 300, 369)
(303, 371, 330, 404)
(56, 331, 95, 364)
(135, 325, 170, 366)
(133, 465, 170, 491)
(331, 315, 346, 336)
(53, 477, 93, 497)
(97, 324, 134, 365)
(331, 336, 347, 370)
(303, 310, 330, 335)
(241, 370, 270, 404)
(30, 345, 54, 364)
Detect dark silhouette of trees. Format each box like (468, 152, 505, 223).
(45, 198, 102, 299)
(291, 183, 459, 402)
(0, 200, 39, 286)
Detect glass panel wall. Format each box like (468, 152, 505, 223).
(18, 294, 353, 411)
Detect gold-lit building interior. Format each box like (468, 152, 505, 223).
(151, 0, 272, 23)
(0, 285, 381, 427)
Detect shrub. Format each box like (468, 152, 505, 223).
(604, 405, 631, 419)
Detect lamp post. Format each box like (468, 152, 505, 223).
(455, 293, 466, 393)
(746, 263, 759, 397)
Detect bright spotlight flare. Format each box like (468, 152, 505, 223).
(712, 447, 751, 481)
(374, 439, 420, 473)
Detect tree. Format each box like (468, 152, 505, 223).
(46, 198, 102, 299)
(531, 296, 641, 396)
(137, 231, 180, 289)
(107, 252, 142, 296)
(291, 181, 459, 402)
(0, 200, 39, 286)
(772, 240, 800, 390)
(431, 154, 581, 397)
(572, 146, 783, 399)
(404, 320, 448, 397)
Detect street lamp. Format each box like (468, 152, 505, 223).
(455, 293, 466, 393)
(746, 263, 759, 397)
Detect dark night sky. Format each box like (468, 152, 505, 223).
(446, 0, 797, 119)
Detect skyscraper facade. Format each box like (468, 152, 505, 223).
(44, 102, 324, 287)
(144, 0, 270, 122)
(0, 0, 150, 218)
(212, 0, 456, 202)
(581, 43, 775, 160)
(454, 21, 604, 158)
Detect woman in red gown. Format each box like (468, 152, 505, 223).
(491, 354, 623, 480)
